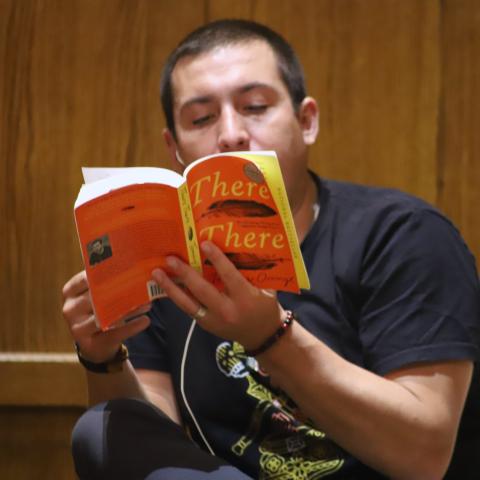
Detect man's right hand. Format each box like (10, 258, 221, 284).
(62, 271, 151, 364)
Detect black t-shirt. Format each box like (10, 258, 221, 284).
(127, 176, 480, 479)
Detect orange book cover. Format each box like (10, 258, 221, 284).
(74, 151, 309, 330)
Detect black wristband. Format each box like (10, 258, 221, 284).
(244, 310, 295, 357)
(75, 343, 129, 374)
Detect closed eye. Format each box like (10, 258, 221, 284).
(192, 114, 215, 126)
(244, 105, 268, 113)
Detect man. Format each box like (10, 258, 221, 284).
(88, 237, 112, 266)
(63, 19, 480, 479)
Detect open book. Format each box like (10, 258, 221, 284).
(75, 151, 310, 330)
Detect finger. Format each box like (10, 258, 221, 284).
(200, 241, 251, 294)
(152, 268, 204, 318)
(99, 315, 151, 345)
(71, 314, 100, 339)
(62, 290, 94, 324)
(74, 315, 151, 363)
(127, 303, 152, 318)
(162, 256, 236, 321)
(63, 270, 88, 298)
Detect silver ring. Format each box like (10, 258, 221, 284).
(192, 305, 207, 321)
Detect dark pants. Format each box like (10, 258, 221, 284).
(72, 398, 253, 480)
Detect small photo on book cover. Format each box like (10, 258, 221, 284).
(87, 234, 113, 266)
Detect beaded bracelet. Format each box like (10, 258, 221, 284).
(244, 310, 295, 357)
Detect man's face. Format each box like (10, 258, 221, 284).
(92, 241, 103, 254)
(167, 40, 318, 199)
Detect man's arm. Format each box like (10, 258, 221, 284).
(136, 368, 182, 424)
(258, 322, 473, 480)
(62, 271, 181, 424)
(82, 364, 181, 424)
(152, 241, 474, 480)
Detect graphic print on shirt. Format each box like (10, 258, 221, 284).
(216, 341, 344, 479)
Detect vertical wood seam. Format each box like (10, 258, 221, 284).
(435, 0, 446, 208)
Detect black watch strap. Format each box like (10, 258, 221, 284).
(75, 343, 129, 374)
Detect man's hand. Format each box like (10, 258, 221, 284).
(62, 270, 150, 363)
(151, 241, 285, 351)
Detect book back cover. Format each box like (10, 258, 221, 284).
(75, 182, 192, 330)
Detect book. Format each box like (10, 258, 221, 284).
(74, 151, 310, 330)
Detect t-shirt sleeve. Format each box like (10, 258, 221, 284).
(125, 302, 170, 372)
(358, 208, 480, 375)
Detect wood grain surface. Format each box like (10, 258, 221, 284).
(1, 1, 479, 478)
(253, 0, 442, 204)
(437, 0, 480, 259)
(0, 354, 86, 406)
(0, 0, 477, 358)
(0, 406, 83, 480)
(0, 0, 203, 352)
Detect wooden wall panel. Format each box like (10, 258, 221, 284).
(0, 0, 477, 368)
(251, 0, 440, 203)
(0, 407, 83, 480)
(438, 0, 480, 262)
(0, 0, 205, 353)
(207, 0, 253, 19)
(0, 1, 479, 479)
(0, 355, 86, 407)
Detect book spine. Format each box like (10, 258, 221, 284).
(178, 183, 202, 273)
(243, 153, 310, 290)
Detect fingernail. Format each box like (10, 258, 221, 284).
(201, 241, 211, 254)
(152, 269, 164, 281)
(166, 256, 178, 269)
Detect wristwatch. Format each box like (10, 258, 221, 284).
(75, 343, 129, 373)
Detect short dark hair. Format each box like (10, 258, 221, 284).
(160, 19, 307, 139)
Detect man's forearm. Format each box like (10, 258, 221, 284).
(85, 360, 149, 406)
(258, 322, 472, 480)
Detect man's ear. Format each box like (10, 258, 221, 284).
(298, 97, 319, 146)
(163, 128, 184, 172)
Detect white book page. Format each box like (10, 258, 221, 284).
(75, 167, 184, 208)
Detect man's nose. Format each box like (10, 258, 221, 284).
(217, 107, 250, 152)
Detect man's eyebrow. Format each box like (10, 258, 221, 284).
(238, 82, 274, 93)
(181, 82, 275, 110)
(181, 95, 214, 110)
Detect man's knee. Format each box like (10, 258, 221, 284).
(144, 466, 253, 479)
(71, 397, 187, 480)
(71, 401, 108, 480)
(70, 397, 247, 480)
